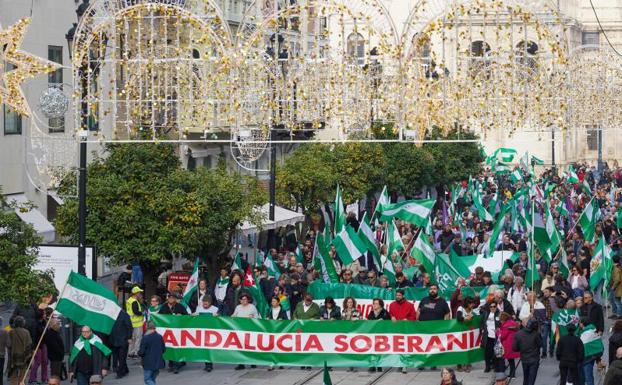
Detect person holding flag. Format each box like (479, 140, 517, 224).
(69, 326, 111, 385)
(213, 267, 230, 313)
(126, 286, 145, 359)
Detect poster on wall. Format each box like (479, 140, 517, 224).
(35, 245, 95, 293)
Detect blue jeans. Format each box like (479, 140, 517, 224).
(540, 321, 552, 355)
(521, 361, 539, 385)
(75, 372, 90, 385)
(583, 359, 595, 385)
(143, 369, 159, 385)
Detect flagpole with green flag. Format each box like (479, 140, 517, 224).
(323, 361, 332, 385)
(530, 161, 535, 292)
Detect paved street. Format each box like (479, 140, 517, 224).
(99, 354, 598, 385)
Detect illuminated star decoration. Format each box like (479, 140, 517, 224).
(0, 18, 60, 117)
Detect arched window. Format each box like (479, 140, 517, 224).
(347, 32, 365, 65)
(470, 40, 491, 78)
(515, 40, 538, 78)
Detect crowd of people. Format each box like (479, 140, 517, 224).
(3, 163, 622, 385)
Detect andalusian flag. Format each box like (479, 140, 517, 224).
(435, 253, 462, 291)
(485, 206, 509, 256)
(555, 201, 569, 217)
(565, 165, 579, 184)
(231, 252, 243, 272)
(295, 244, 304, 263)
(551, 308, 580, 344)
(498, 147, 517, 162)
(314, 229, 339, 283)
(333, 225, 366, 265)
(532, 156, 544, 165)
(410, 231, 436, 276)
(589, 235, 613, 291)
(473, 188, 494, 222)
(545, 205, 562, 257)
(533, 211, 549, 250)
(323, 361, 333, 385)
(579, 324, 604, 358)
(182, 258, 200, 306)
(377, 185, 390, 212)
(559, 247, 570, 279)
(377, 199, 435, 227)
(334, 185, 345, 233)
(578, 197, 598, 242)
(383, 256, 397, 285)
(358, 213, 381, 270)
(56, 272, 122, 334)
(387, 219, 404, 257)
(69, 334, 112, 364)
(263, 254, 281, 279)
(510, 169, 523, 183)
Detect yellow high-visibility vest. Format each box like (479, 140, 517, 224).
(126, 296, 144, 328)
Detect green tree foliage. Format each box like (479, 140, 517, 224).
(55, 144, 265, 267)
(424, 127, 484, 184)
(0, 189, 57, 304)
(276, 143, 386, 214)
(383, 143, 435, 197)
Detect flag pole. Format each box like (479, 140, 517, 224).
(530, 160, 536, 293)
(549, 195, 596, 264)
(22, 280, 69, 385)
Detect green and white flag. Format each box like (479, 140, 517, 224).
(498, 147, 517, 163)
(333, 225, 366, 266)
(533, 210, 550, 253)
(555, 201, 569, 217)
(182, 258, 200, 305)
(254, 251, 265, 268)
(358, 213, 381, 270)
(410, 231, 436, 276)
(382, 256, 397, 285)
(377, 199, 435, 227)
(295, 244, 304, 263)
(532, 156, 544, 165)
(579, 324, 604, 358)
(387, 219, 404, 258)
(334, 185, 345, 234)
(313, 229, 339, 283)
(510, 169, 523, 183)
(232, 252, 243, 272)
(589, 235, 614, 291)
(323, 362, 333, 385)
(565, 165, 579, 184)
(377, 186, 390, 213)
(578, 197, 599, 242)
(56, 272, 122, 334)
(617, 206, 622, 229)
(581, 179, 592, 196)
(435, 253, 462, 292)
(69, 334, 112, 364)
(558, 247, 570, 279)
(488, 191, 498, 218)
(485, 207, 509, 256)
(520, 152, 530, 172)
(263, 254, 281, 279)
(551, 308, 580, 344)
(545, 205, 561, 257)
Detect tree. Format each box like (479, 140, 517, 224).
(332, 143, 386, 204)
(0, 188, 56, 304)
(55, 144, 265, 277)
(382, 143, 435, 197)
(424, 127, 484, 185)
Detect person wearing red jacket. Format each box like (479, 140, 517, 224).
(389, 290, 416, 321)
(388, 289, 416, 374)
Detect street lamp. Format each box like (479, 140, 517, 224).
(66, 6, 89, 276)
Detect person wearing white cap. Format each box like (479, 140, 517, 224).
(126, 286, 145, 358)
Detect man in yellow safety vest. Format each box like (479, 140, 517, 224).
(126, 286, 145, 358)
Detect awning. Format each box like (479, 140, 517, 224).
(239, 203, 305, 235)
(8, 194, 56, 242)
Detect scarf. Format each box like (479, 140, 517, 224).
(70, 334, 112, 364)
(216, 277, 230, 286)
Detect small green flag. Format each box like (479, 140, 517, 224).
(323, 361, 332, 385)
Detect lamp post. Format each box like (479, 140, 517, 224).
(66, 11, 88, 276)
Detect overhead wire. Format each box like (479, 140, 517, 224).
(588, 0, 622, 57)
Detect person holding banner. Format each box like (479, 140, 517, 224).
(320, 297, 341, 320)
(367, 298, 390, 373)
(159, 292, 187, 374)
(266, 296, 288, 321)
(389, 290, 416, 374)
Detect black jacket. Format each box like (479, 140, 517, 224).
(479, 305, 500, 334)
(223, 285, 249, 316)
(188, 289, 214, 313)
(609, 332, 622, 365)
(265, 307, 289, 320)
(138, 331, 166, 371)
(581, 302, 604, 333)
(70, 344, 109, 375)
(604, 359, 622, 385)
(556, 334, 584, 365)
(158, 303, 188, 315)
(512, 325, 542, 364)
(43, 329, 65, 361)
(367, 308, 391, 320)
(108, 311, 133, 347)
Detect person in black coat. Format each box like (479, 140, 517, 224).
(367, 298, 390, 372)
(223, 273, 248, 316)
(44, 319, 65, 379)
(157, 293, 187, 374)
(265, 296, 289, 320)
(556, 324, 584, 385)
(581, 291, 605, 334)
(139, 322, 166, 385)
(108, 310, 133, 378)
(609, 320, 622, 365)
(69, 327, 110, 385)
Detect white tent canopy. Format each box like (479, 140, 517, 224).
(239, 203, 305, 235)
(8, 194, 56, 242)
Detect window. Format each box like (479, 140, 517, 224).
(347, 32, 365, 65)
(470, 40, 491, 78)
(582, 32, 600, 47)
(586, 125, 600, 151)
(47, 45, 65, 133)
(3, 63, 22, 135)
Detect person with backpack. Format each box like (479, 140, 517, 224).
(556, 324, 584, 385)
